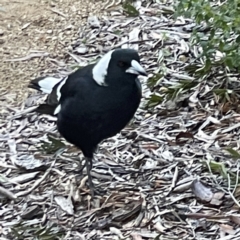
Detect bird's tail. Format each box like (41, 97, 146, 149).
(28, 76, 62, 94)
(28, 76, 63, 116)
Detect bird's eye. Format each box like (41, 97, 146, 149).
(118, 61, 126, 67)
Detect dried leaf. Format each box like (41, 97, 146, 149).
(176, 131, 194, 143)
(0, 186, 17, 200)
(88, 15, 101, 28)
(54, 196, 74, 215)
(15, 155, 47, 171)
(230, 215, 240, 226)
(21, 205, 43, 220)
(191, 179, 213, 202)
(220, 224, 236, 235)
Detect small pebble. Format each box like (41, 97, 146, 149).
(0, 29, 4, 36)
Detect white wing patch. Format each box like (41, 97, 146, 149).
(56, 77, 68, 101)
(38, 77, 62, 94)
(54, 77, 68, 115)
(92, 50, 113, 86)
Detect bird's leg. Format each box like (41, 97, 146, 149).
(85, 157, 106, 197)
(85, 157, 94, 197)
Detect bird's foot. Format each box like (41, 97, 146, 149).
(74, 157, 106, 197)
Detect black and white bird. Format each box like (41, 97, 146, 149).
(29, 48, 147, 196)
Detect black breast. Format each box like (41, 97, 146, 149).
(57, 76, 141, 157)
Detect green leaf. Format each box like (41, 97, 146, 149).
(39, 135, 66, 154)
(122, 1, 139, 17)
(150, 94, 163, 102)
(223, 44, 235, 52)
(225, 148, 240, 159)
(147, 73, 163, 89)
(175, 0, 240, 72)
(225, 57, 233, 69)
(146, 94, 163, 108)
(204, 58, 212, 72)
(113, 30, 122, 35)
(236, 36, 240, 44)
(206, 160, 228, 178)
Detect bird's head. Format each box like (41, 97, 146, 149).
(92, 48, 147, 86)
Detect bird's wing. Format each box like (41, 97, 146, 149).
(28, 76, 67, 115)
(28, 65, 95, 115)
(28, 76, 62, 94)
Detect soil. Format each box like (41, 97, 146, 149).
(0, 0, 106, 102)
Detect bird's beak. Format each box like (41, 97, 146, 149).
(126, 60, 147, 76)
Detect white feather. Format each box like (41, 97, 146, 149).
(92, 51, 113, 86)
(56, 77, 68, 101)
(53, 77, 68, 115)
(54, 104, 61, 115)
(38, 77, 62, 94)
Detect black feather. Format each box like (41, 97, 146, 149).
(29, 48, 146, 196)
(36, 104, 56, 115)
(28, 76, 49, 92)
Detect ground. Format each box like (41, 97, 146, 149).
(0, 0, 107, 102)
(1, 0, 240, 240)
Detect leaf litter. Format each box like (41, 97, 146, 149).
(1, 0, 240, 239)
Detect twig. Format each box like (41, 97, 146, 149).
(7, 106, 38, 120)
(0, 186, 17, 201)
(227, 173, 240, 209)
(50, 8, 67, 18)
(4, 52, 49, 62)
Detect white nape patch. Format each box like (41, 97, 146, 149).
(92, 51, 113, 86)
(38, 77, 62, 94)
(56, 77, 68, 101)
(54, 104, 61, 115)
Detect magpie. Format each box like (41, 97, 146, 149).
(28, 48, 147, 196)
